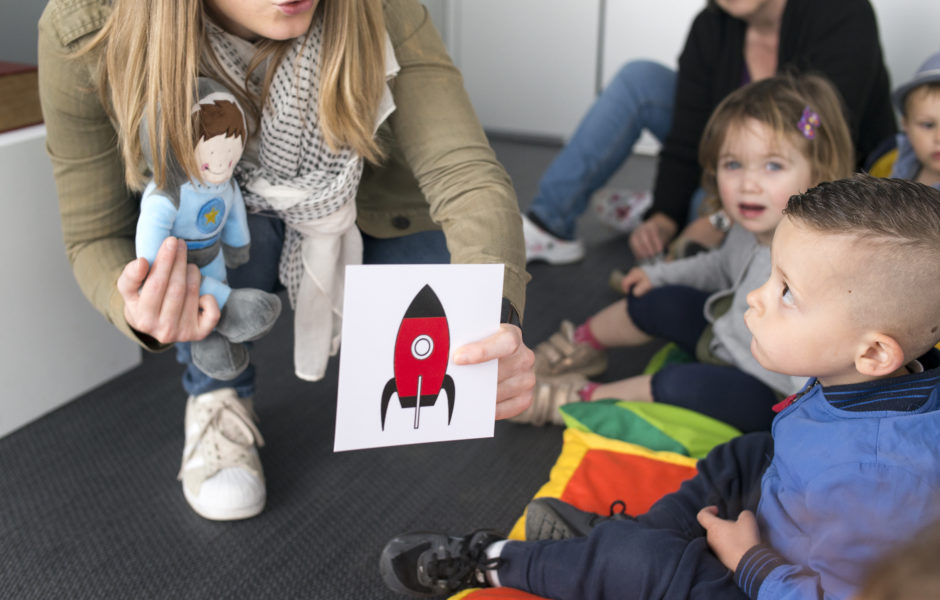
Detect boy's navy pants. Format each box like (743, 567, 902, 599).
(498, 432, 773, 600)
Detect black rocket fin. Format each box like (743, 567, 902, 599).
(380, 378, 397, 431)
(442, 374, 455, 425)
(403, 284, 445, 319)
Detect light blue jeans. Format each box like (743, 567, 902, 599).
(529, 60, 677, 240)
(176, 212, 451, 398)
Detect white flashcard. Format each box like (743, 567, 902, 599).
(333, 264, 504, 452)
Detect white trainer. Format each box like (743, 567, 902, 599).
(179, 388, 266, 521)
(591, 188, 653, 233)
(522, 214, 585, 264)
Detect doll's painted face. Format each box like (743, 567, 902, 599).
(195, 134, 243, 185)
(192, 98, 245, 185)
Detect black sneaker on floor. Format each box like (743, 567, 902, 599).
(379, 530, 504, 597)
(525, 497, 633, 541)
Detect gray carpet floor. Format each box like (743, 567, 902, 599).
(0, 138, 660, 599)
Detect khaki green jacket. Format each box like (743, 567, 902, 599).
(38, 0, 527, 350)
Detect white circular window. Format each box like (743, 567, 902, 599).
(411, 334, 434, 359)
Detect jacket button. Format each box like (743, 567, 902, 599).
(391, 216, 410, 230)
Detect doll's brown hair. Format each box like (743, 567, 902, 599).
(192, 100, 246, 147)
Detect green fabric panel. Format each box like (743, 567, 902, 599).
(643, 342, 695, 375)
(561, 400, 690, 456)
(617, 402, 741, 458)
(560, 399, 741, 459)
(616, 401, 739, 458)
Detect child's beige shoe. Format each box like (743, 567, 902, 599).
(509, 373, 589, 426)
(179, 388, 266, 521)
(533, 320, 608, 377)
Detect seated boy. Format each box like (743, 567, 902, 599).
(379, 174, 940, 600)
(891, 51, 940, 189)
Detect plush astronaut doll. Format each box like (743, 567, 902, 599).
(136, 78, 281, 380)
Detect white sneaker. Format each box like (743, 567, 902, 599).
(522, 214, 585, 264)
(591, 188, 653, 233)
(179, 388, 266, 521)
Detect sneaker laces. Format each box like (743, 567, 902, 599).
(422, 532, 503, 591)
(178, 395, 265, 480)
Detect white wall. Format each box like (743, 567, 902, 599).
(870, 0, 940, 87)
(448, 0, 601, 139)
(0, 3, 43, 64)
(601, 0, 704, 153)
(0, 126, 141, 438)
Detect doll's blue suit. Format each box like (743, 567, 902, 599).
(136, 178, 250, 309)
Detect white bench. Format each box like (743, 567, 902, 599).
(0, 124, 141, 437)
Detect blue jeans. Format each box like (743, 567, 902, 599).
(177, 213, 451, 398)
(529, 60, 677, 240)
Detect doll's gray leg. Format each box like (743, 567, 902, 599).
(191, 332, 249, 381)
(179, 214, 283, 396)
(215, 289, 282, 343)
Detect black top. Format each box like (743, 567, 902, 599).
(650, 0, 897, 225)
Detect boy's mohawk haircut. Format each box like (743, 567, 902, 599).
(785, 174, 940, 250)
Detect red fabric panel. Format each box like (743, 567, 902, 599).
(559, 449, 697, 516)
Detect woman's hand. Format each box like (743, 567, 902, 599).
(454, 324, 535, 420)
(629, 212, 678, 260)
(117, 237, 220, 344)
(696, 506, 761, 572)
(620, 266, 653, 296)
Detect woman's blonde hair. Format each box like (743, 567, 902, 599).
(697, 72, 855, 213)
(82, 0, 386, 190)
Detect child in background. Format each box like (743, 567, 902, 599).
(890, 51, 940, 189)
(516, 73, 854, 433)
(855, 519, 940, 600)
(380, 175, 940, 600)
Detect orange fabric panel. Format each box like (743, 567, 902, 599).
(559, 448, 698, 516)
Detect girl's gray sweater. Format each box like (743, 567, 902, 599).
(643, 225, 806, 395)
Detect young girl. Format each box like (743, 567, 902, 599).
(38, 0, 533, 521)
(517, 73, 854, 432)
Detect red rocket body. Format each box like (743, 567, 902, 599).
(381, 285, 455, 430)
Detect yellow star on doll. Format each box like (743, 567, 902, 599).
(204, 206, 220, 225)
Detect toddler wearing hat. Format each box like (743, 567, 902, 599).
(891, 51, 940, 189)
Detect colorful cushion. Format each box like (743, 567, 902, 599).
(449, 428, 703, 600)
(560, 399, 740, 459)
(642, 342, 695, 375)
(507, 427, 700, 540)
(447, 399, 740, 600)
(450, 589, 546, 600)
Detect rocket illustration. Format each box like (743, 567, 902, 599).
(380, 284, 455, 431)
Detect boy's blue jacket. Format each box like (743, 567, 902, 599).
(736, 349, 940, 599)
